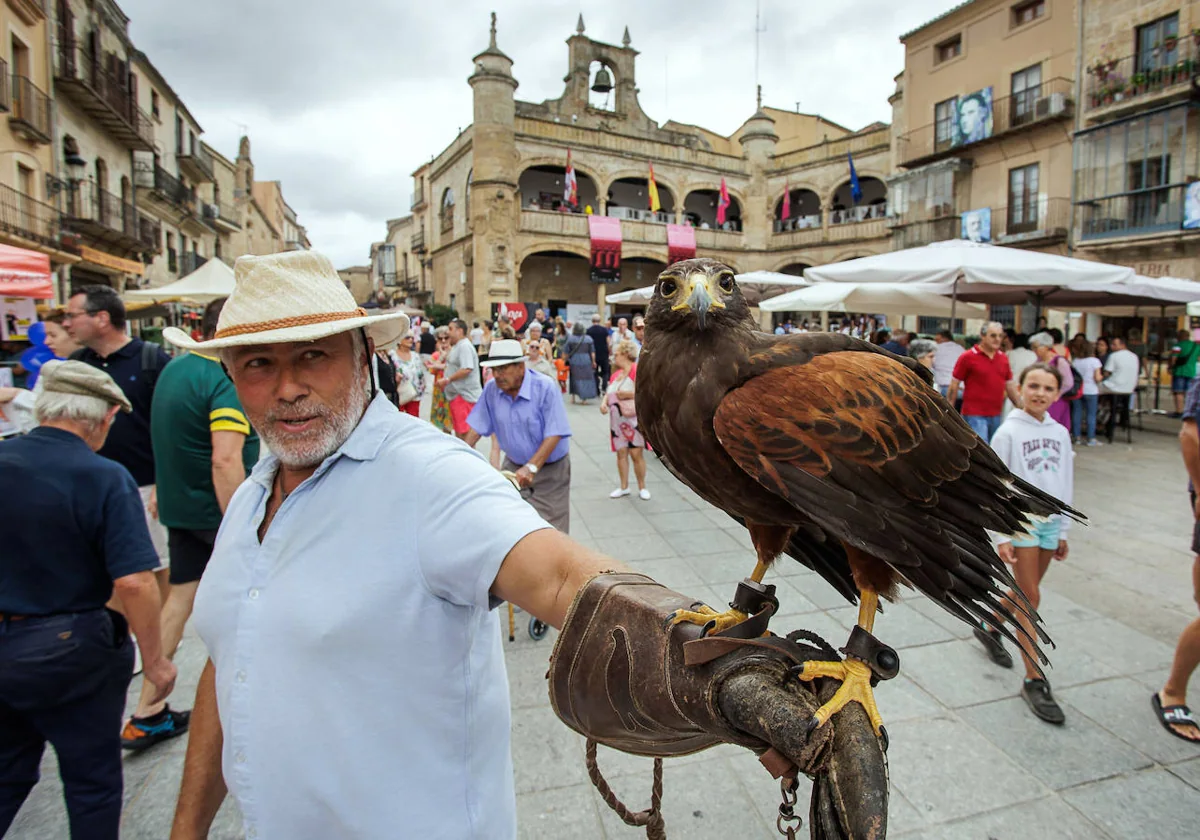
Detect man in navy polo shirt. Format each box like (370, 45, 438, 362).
(0, 361, 176, 839)
(66, 286, 173, 583)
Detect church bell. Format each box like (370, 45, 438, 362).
(591, 66, 613, 94)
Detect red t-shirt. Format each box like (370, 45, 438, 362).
(952, 345, 1012, 417)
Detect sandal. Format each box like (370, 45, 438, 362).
(1151, 692, 1200, 743)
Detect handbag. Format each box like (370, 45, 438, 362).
(613, 370, 636, 417)
(397, 380, 418, 405)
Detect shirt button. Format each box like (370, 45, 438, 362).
(235, 670, 247, 683)
(235, 750, 247, 764)
(248, 588, 259, 600)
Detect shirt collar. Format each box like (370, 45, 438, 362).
(248, 393, 395, 489)
(28, 425, 91, 449)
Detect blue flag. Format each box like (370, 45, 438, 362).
(848, 152, 863, 205)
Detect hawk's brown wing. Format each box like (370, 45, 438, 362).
(713, 349, 1066, 654)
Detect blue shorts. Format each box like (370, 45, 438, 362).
(1172, 375, 1193, 394)
(1011, 519, 1061, 550)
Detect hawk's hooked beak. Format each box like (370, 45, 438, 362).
(671, 273, 726, 329)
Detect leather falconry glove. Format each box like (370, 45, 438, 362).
(548, 572, 889, 840)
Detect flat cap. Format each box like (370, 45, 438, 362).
(38, 360, 132, 413)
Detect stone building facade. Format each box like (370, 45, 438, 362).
(397, 15, 893, 322)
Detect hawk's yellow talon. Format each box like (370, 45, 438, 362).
(797, 657, 884, 735)
(666, 605, 749, 635)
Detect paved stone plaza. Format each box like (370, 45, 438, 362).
(10, 397, 1200, 839)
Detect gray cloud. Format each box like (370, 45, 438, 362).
(119, 0, 956, 266)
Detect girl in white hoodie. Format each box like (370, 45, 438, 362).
(974, 362, 1074, 725)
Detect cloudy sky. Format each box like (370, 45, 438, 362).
(119, 0, 956, 267)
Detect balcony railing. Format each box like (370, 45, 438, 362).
(135, 163, 196, 213)
(897, 77, 1074, 167)
(1077, 184, 1191, 241)
(411, 228, 426, 253)
(607, 206, 673, 224)
(993, 197, 1071, 242)
(519, 208, 588, 237)
(176, 143, 214, 182)
(180, 252, 208, 277)
(1086, 36, 1199, 112)
(9, 75, 51, 144)
(830, 203, 889, 225)
(55, 43, 155, 151)
(202, 199, 241, 229)
(774, 214, 822, 233)
(891, 216, 961, 250)
(138, 215, 161, 253)
(0, 182, 61, 249)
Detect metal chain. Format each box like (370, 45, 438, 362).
(776, 776, 802, 838)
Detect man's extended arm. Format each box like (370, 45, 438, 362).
(946, 378, 961, 405)
(492, 528, 629, 629)
(170, 660, 227, 840)
(525, 435, 560, 471)
(211, 430, 246, 514)
(1005, 379, 1022, 409)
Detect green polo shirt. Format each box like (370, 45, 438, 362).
(151, 352, 259, 530)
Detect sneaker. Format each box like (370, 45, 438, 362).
(973, 623, 1013, 668)
(609, 488, 631, 499)
(638, 488, 652, 501)
(121, 706, 191, 751)
(1021, 678, 1066, 724)
(1086, 439, 1102, 447)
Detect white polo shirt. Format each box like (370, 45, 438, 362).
(193, 395, 550, 839)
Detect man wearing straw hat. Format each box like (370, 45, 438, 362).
(0, 361, 176, 838)
(165, 251, 620, 839)
(463, 338, 573, 532)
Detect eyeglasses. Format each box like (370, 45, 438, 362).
(62, 309, 94, 321)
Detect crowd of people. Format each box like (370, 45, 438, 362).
(2, 264, 1198, 840)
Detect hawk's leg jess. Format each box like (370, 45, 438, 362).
(664, 558, 772, 634)
(795, 588, 898, 737)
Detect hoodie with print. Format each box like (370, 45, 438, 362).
(989, 409, 1074, 541)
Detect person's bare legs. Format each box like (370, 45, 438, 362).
(1007, 546, 1054, 679)
(132, 580, 200, 718)
(1175, 390, 1187, 414)
(614, 449, 630, 491)
(629, 448, 647, 492)
(1159, 555, 1200, 741)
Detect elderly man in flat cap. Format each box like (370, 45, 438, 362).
(0, 361, 176, 840)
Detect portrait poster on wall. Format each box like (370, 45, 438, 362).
(1183, 181, 1200, 230)
(952, 87, 994, 147)
(961, 208, 992, 243)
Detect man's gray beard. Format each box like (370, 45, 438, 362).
(260, 373, 370, 469)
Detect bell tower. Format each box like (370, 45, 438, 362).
(468, 12, 519, 313)
(738, 87, 779, 252)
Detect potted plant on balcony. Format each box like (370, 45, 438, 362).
(1132, 71, 1147, 94)
(1193, 27, 1200, 47)
(1165, 33, 1179, 52)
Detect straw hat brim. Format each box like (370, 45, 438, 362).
(162, 310, 410, 353)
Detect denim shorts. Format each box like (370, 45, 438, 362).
(1172, 375, 1193, 394)
(1012, 518, 1061, 550)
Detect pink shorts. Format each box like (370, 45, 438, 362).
(449, 396, 475, 435)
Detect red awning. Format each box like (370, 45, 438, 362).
(667, 224, 696, 264)
(588, 215, 622, 270)
(0, 244, 53, 298)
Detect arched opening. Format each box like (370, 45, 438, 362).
(518, 164, 597, 213)
(588, 60, 616, 111)
(465, 169, 472, 208)
(775, 188, 822, 232)
(683, 189, 742, 231)
(440, 187, 455, 235)
(777, 262, 811, 277)
(519, 249, 593, 313)
(607, 177, 675, 223)
(830, 177, 888, 224)
(609, 258, 668, 318)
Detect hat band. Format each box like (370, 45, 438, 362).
(214, 308, 368, 339)
(488, 353, 524, 363)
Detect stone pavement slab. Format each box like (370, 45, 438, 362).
(11, 395, 1200, 840)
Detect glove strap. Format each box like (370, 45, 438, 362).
(585, 739, 666, 840)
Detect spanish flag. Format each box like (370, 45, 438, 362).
(648, 163, 661, 213)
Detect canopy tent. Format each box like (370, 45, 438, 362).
(1059, 274, 1200, 313)
(803, 241, 1134, 315)
(125, 259, 236, 303)
(606, 271, 808, 307)
(760, 282, 987, 320)
(0, 244, 53, 298)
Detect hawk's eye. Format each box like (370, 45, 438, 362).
(659, 278, 678, 297)
(717, 274, 735, 294)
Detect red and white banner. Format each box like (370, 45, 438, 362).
(564, 150, 578, 208)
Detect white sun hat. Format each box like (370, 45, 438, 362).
(162, 250, 409, 352)
(480, 339, 525, 368)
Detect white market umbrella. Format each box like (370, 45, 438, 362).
(760, 281, 986, 319)
(606, 271, 808, 307)
(125, 259, 236, 303)
(804, 240, 1134, 318)
(1062, 274, 1200, 312)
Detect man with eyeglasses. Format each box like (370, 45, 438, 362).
(947, 321, 1022, 443)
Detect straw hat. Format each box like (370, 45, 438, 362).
(162, 250, 409, 352)
(480, 339, 525, 368)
